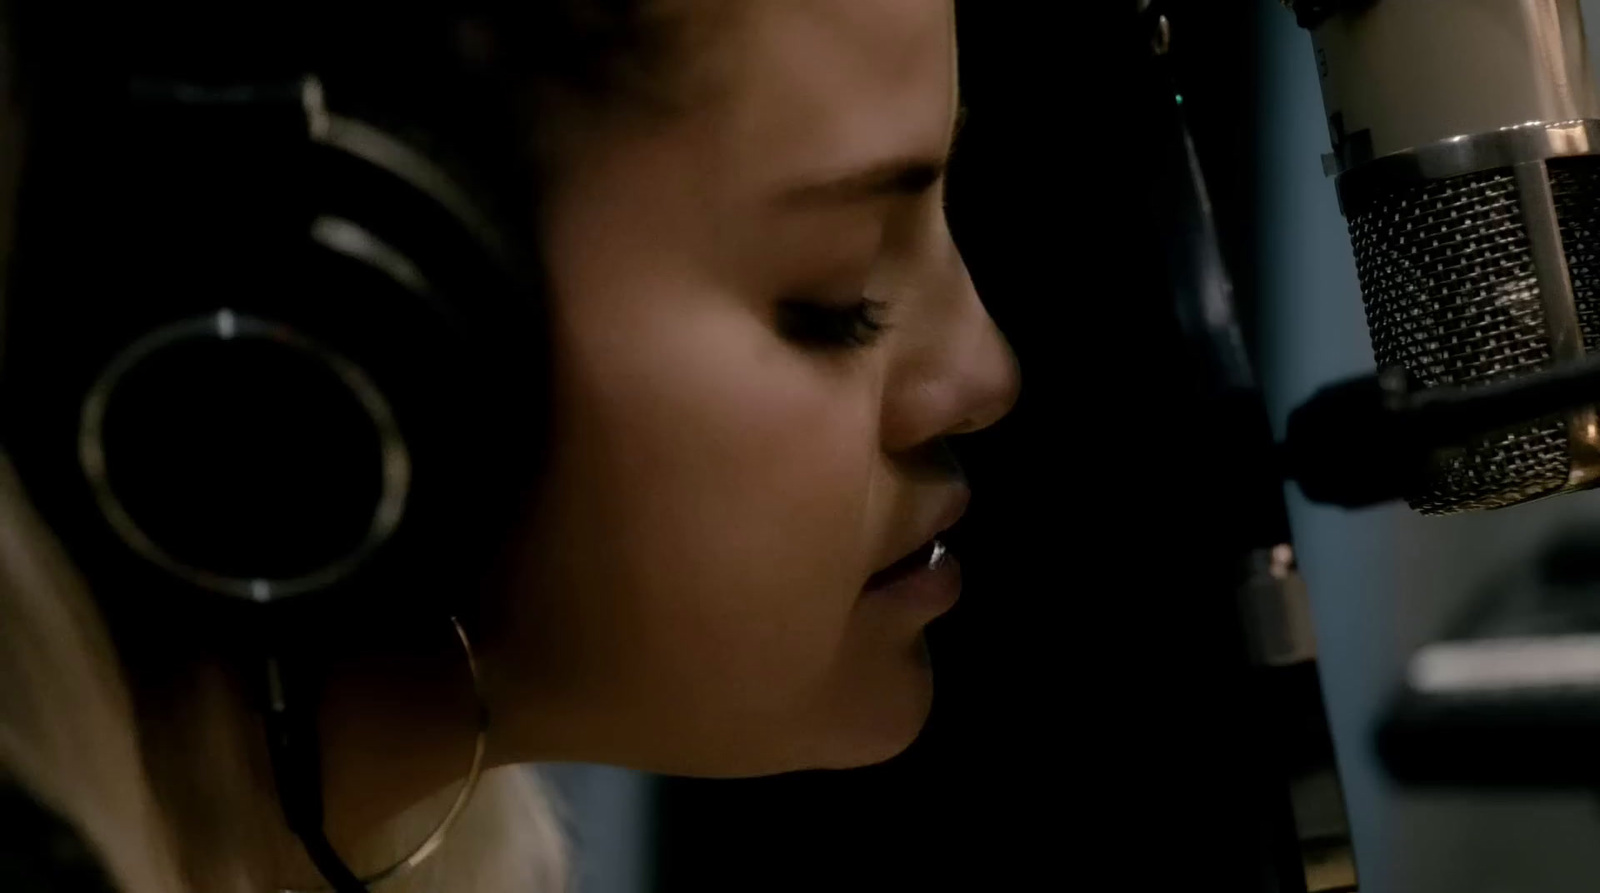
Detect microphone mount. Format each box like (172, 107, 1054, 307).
(1282, 353, 1600, 508)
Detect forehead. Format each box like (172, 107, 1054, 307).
(710, 0, 957, 189)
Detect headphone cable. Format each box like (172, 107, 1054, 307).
(262, 654, 369, 893)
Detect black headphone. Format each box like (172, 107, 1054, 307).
(0, 22, 548, 890)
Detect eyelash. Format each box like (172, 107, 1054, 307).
(775, 297, 891, 351)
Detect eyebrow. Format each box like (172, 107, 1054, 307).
(775, 155, 948, 207)
(775, 104, 970, 208)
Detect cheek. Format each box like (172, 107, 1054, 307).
(543, 287, 886, 713)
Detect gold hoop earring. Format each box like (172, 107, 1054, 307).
(280, 616, 488, 893)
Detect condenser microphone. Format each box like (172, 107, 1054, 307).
(1293, 0, 1600, 514)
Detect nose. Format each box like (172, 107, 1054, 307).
(881, 247, 1021, 454)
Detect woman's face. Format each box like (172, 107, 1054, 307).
(486, 0, 1019, 776)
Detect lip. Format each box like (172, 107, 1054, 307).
(867, 487, 970, 579)
(870, 489, 966, 624)
(862, 548, 962, 615)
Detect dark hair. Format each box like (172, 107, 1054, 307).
(315, 0, 700, 232)
(5, 0, 693, 237)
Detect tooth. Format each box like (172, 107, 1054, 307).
(927, 539, 947, 571)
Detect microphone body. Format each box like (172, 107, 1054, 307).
(1302, 0, 1600, 513)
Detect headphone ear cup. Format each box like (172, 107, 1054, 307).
(3, 111, 547, 616)
(83, 311, 405, 598)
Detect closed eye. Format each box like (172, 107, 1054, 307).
(775, 298, 891, 351)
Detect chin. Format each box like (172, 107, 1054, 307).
(817, 725, 926, 771)
(807, 638, 937, 771)
(617, 639, 938, 778)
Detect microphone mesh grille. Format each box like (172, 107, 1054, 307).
(1350, 168, 1569, 513)
(1551, 159, 1600, 352)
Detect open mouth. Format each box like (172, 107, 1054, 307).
(864, 538, 947, 591)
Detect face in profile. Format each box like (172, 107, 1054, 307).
(483, 0, 1019, 777)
